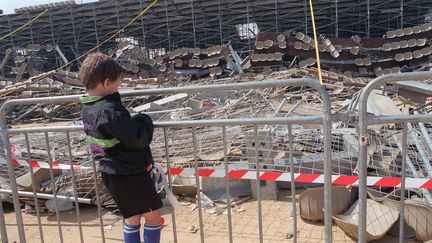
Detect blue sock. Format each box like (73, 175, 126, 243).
(144, 224, 161, 243)
(124, 222, 141, 243)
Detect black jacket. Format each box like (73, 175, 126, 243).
(80, 92, 154, 175)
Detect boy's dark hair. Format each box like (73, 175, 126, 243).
(79, 53, 124, 90)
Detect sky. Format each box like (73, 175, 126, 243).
(1, 0, 97, 14)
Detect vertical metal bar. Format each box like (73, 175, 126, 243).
(366, 0, 370, 37)
(192, 127, 204, 243)
(44, 132, 64, 243)
(191, 0, 197, 48)
(399, 123, 407, 243)
(164, 0, 171, 50)
(222, 126, 233, 243)
(114, 0, 121, 30)
(48, 10, 59, 67)
(69, 6, 78, 56)
(65, 132, 84, 243)
(24, 133, 45, 243)
(274, 0, 279, 32)
(304, 0, 308, 34)
(163, 128, 178, 243)
(92, 5, 100, 51)
(0, 127, 24, 242)
(334, 0, 338, 37)
(27, 13, 35, 43)
(139, 0, 147, 50)
(89, 150, 106, 243)
(323, 112, 333, 242)
(7, 15, 16, 50)
(400, 0, 404, 28)
(358, 118, 368, 242)
(254, 126, 264, 243)
(218, 0, 223, 44)
(0, 194, 8, 242)
(288, 125, 297, 242)
(245, 0, 251, 51)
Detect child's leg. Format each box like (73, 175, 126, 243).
(124, 215, 142, 243)
(143, 209, 161, 243)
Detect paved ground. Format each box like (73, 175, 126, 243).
(2, 189, 415, 242)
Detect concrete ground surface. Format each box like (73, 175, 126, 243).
(2, 189, 417, 243)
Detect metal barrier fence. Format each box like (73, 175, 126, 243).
(0, 72, 431, 243)
(357, 71, 432, 243)
(0, 78, 334, 243)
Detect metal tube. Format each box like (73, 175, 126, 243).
(92, 5, 100, 51)
(164, 0, 171, 50)
(191, 0, 197, 48)
(0, 78, 331, 111)
(163, 128, 178, 243)
(400, 0, 404, 28)
(323, 99, 333, 243)
(24, 133, 45, 243)
(254, 126, 264, 243)
(399, 123, 407, 243)
(222, 126, 233, 243)
(334, 0, 338, 37)
(218, 0, 223, 44)
(0, 123, 26, 242)
(48, 10, 59, 66)
(288, 125, 297, 242)
(44, 132, 64, 243)
(192, 127, 205, 243)
(66, 132, 84, 243)
(367, 0, 370, 37)
(357, 71, 432, 243)
(89, 154, 106, 243)
(8, 116, 324, 134)
(0, 193, 8, 242)
(367, 114, 432, 125)
(274, 0, 279, 32)
(0, 189, 92, 204)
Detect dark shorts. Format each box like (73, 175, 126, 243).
(101, 170, 163, 219)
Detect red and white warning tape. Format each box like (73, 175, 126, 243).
(167, 167, 432, 189)
(0, 157, 90, 170)
(3, 155, 431, 189)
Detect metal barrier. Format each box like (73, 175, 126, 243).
(358, 71, 432, 243)
(0, 78, 334, 243)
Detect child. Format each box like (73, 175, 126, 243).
(79, 53, 162, 243)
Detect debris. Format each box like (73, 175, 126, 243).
(299, 186, 351, 221)
(234, 207, 245, 213)
(102, 214, 122, 222)
(104, 224, 114, 231)
(332, 199, 399, 241)
(46, 198, 74, 212)
(285, 227, 297, 239)
(206, 207, 225, 215)
(188, 224, 199, 234)
(384, 198, 432, 242)
(199, 192, 214, 209)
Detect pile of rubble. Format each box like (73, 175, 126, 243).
(0, 28, 431, 242)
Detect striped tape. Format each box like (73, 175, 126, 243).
(0, 157, 90, 170)
(167, 167, 432, 189)
(3, 155, 431, 189)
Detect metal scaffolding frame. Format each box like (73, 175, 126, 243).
(0, 0, 431, 71)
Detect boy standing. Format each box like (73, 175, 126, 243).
(79, 53, 162, 243)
